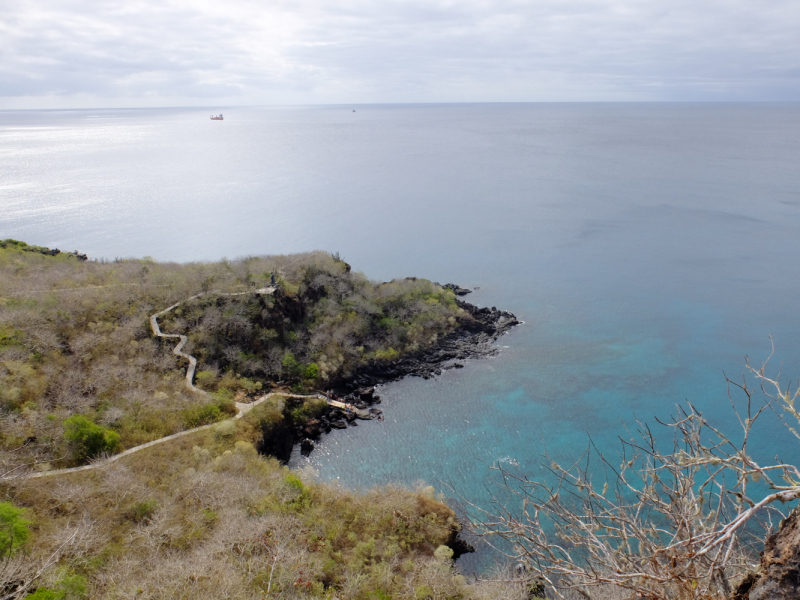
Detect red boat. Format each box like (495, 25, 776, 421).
(210, 114, 223, 120)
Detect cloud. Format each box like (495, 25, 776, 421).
(1, 0, 799, 107)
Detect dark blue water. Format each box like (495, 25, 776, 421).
(3, 103, 800, 569)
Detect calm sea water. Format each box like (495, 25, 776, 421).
(3, 104, 800, 569)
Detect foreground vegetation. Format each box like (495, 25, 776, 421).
(3, 398, 525, 599)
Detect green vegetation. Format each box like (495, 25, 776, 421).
(0, 500, 30, 558)
(180, 395, 236, 428)
(0, 239, 70, 258)
(62, 416, 121, 460)
(128, 499, 158, 523)
(25, 574, 88, 600)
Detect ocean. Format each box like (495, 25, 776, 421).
(3, 103, 800, 570)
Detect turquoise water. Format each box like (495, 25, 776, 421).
(3, 103, 800, 569)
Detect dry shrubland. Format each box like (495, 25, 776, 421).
(4, 409, 514, 599)
(0, 242, 467, 473)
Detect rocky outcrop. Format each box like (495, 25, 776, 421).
(734, 507, 800, 599)
(300, 438, 315, 457)
(440, 283, 473, 296)
(331, 298, 519, 390)
(284, 290, 518, 463)
(257, 414, 295, 463)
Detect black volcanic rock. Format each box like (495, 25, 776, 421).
(300, 438, 315, 456)
(735, 506, 800, 599)
(328, 295, 519, 395)
(257, 416, 294, 463)
(303, 418, 322, 439)
(441, 283, 473, 296)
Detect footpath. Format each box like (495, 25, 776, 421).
(25, 391, 324, 480)
(24, 285, 328, 480)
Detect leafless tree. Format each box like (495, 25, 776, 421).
(469, 341, 800, 600)
(0, 521, 82, 600)
(0, 440, 61, 482)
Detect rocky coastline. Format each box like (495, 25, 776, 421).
(287, 288, 519, 458)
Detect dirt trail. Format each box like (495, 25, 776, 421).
(148, 286, 276, 395)
(23, 285, 287, 480)
(24, 391, 323, 480)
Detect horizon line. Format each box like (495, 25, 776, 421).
(2, 99, 800, 112)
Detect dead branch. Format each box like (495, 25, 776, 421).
(469, 347, 799, 600)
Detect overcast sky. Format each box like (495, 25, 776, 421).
(2, 0, 799, 108)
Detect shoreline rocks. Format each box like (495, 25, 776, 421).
(289, 295, 519, 449)
(440, 282, 473, 296)
(332, 298, 519, 388)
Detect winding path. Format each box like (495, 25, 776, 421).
(149, 286, 276, 395)
(23, 285, 300, 480)
(23, 391, 324, 480)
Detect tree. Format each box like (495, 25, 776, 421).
(0, 502, 30, 560)
(63, 416, 121, 461)
(0, 501, 34, 600)
(470, 344, 800, 600)
(0, 513, 82, 600)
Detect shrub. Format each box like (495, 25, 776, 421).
(26, 590, 60, 600)
(213, 387, 235, 404)
(304, 362, 319, 380)
(434, 545, 454, 561)
(194, 370, 217, 390)
(289, 397, 327, 424)
(62, 416, 121, 461)
(284, 473, 305, 491)
(0, 501, 30, 558)
(415, 585, 434, 599)
(214, 419, 236, 438)
(182, 401, 228, 428)
(237, 377, 262, 395)
(0, 326, 21, 349)
(373, 347, 399, 361)
(283, 473, 312, 512)
(26, 574, 88, 600)
(282, 352, 302, 377)
(128, 500, 158, 523)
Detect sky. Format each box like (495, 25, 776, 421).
(1, 0, 799, 108)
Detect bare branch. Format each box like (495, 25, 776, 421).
(469, 348, 800, 599)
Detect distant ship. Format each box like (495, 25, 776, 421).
(210, 114, 223, 120)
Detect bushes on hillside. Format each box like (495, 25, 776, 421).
(0, 501, 30, 558)
(169, 256, 465, 387)
(0, 245, 467, 478)
(62, 416, 121, 461)
(181, 398, 234, 428)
